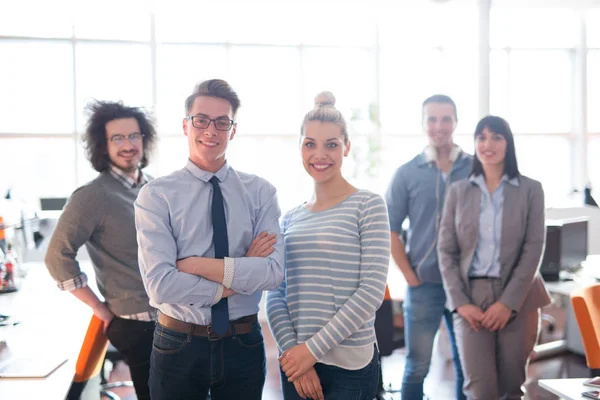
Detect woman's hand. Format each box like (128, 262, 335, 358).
(456, 304, 484, 332)
(279, 343, 318, 382)
(481, 302, 512, 331)
(293, 367, 324, 400)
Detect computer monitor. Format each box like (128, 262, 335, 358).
(39, 197, 67, 211)
(540, 217, 589, 281)
(584, 185, 598, 207)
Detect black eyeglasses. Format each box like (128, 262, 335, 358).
(186, 115, 234, 131)
(109, 133, 145, 147)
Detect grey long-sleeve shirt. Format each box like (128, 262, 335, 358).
(45, 171, 153, 316)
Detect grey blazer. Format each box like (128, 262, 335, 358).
(437, 175, 551, 313)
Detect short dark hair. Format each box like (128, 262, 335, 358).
(422, 94, 458, 121)
(82, 100, 157, 172)
(470, 115, 520, 179)
(184, 79, 241, 117)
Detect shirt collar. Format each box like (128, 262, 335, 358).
(108, 164, 147, 189)
(417, 146, 467, 167)
(185, 159, 230, 183)
(469, 173, 520, 188)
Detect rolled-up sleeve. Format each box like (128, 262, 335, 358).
(45, 186, 97, 289)
(135, 184, 221, 307)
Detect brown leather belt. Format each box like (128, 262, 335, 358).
(157, 312, 257, 340)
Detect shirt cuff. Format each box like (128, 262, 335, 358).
(212, 284, 224, 305)
(223, 257, 235, 289)
(305, 337, 323, 361)
(56, 272, 88, 292)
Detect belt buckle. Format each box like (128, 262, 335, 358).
(206, 325, 222, 341)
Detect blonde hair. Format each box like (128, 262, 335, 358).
(301, 91, 349, 144)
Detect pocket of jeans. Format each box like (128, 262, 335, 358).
(152, 325, 189, 354)
(235, 323, 264, 349)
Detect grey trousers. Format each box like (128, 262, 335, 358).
(453, 278, 540, 400)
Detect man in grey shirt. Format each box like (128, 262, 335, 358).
(385, 95, 472, 400)
(45, 101, 158, 400)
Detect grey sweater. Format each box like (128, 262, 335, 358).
(45, 172, 153, 316)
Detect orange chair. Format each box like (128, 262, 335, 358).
(571, 284, 600, 376)
(68, 315, 133, 400)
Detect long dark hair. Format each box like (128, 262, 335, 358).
(82, 100, 157, 172)
(470, 115, 520, 179)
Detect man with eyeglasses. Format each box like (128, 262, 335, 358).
(135, 79, 284, 400)
(45, 101, 157, 400)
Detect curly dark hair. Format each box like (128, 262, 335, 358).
(82, 100, 157, 172)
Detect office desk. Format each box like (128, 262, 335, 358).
(532, 255, 600, 361)
(538, 378, 591, 400)
(0, 262, 92, 400)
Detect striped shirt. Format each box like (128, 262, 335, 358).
(266, 190, 390, 369)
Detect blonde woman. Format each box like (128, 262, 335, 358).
(267, 92, 390, 400)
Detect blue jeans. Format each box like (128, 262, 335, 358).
(402, 282, 465, 400)
(281, 345, 379, 400)
(149, 321, 266, 400)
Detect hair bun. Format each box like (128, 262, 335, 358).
(314, 91, 336, 108)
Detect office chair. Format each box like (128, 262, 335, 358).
(375, 285, 402, 399)
(67, 315, 134, 400)
(570, 284, 600, 377)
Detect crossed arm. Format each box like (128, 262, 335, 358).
(136, 183, 285, 306)
(176, 232, 277, 287)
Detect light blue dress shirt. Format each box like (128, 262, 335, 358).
(134, 160, 285, 325)
(469, 174, 520, 278)
(385, 151, 472, 283)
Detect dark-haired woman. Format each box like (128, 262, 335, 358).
(437, 115, 551, 399)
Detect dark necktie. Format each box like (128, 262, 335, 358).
(209, 176, 230, 335)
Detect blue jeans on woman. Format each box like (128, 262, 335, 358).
(402, 282, 465, 400)
(281, 345, 379, 400)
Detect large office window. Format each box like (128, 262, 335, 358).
(0, 2, 598, 212)
(75, 43, 153, 131)
(0, 41, 74, 134)
(379, 6, 480, 136)
(489, 6, 579, 205)
(377, 5, 480, 195)
(587, 9, 600, 196)
(590, 51, 600, 134)
(589, 138, 600, 200)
